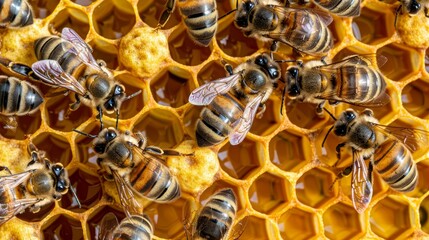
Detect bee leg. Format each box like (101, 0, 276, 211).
(256, 103, 266, 119)
(362, 109, 374, 117)
(27, 143, 42, 165)
(0, 116, 18, 129)
(335, 142, 346, 161)
(145, 146, 165, 155)
(394, 5, 402, 29)
(0, 166, 12, 175)
(316, 102, 326, 116)
(329, 165, 353, 191)
(96, 106, 104, 131)
(221, 60, 234, 76)
(425, 7, 429, 18)
(328, 100, 339, 105)
(156, 0, 176, 30)
(135, 132, 147, 149)
(48, 23, 61, 36)
(67, 95, 81, 118)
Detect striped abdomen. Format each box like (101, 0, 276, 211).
(281, 10, 333, 55)
(334, 65, 385, 103)
(112, 215, 153, 240)
(374, 138, 418, 192)
(314, 0, 361, 17)
(129, 156, 181, 202)
(178, 0, 217, 46)
(195, 188, 237, 240)
(195, 93, 244, 147)
(0, 0, 33, 28)
(34, 36, 84, 76)
(0, 76, 43, 116)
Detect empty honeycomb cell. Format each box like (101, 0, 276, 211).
(249, 171, 291, 214)
(296, 167, 337, 208)
(45, 95, 93, 132)
(250, 97, 282, 136)
(93, 0, 136, 39)
(168, 28, 212, 66)
(406, 160, 429, 198)
(74, 122, 100, 166)
(218, 139, 264, 180)
(236, 216, 269, 239)
(87, 205, 126, 239)
(42, 214, 84, 240)
(421, 195, 429, 234)
(50, 8, 90, 38)
(351, 5, 394, 45)
(269, 130, 311, 172)
(197, 60, 228, 86)
(370, 195, 414, 239)
(30, 0, 60, 18)
(137, 0, 182, 28)
(150, 70, 193, 108)
(32, 133, 72, 167)
(133, 108, 184, 148)
(285, 98, 331, 130)
(323, 202, 364, 240)
(402, 79, 429, 119)
(0, 112, 42, 140)
(59, 168, 102, 212)
(91, 40, 119, 69)
(216, 19, 259, 57)
(377, 43, 420, 81)
(16, 202, 55, 223)
(278, 206, 317, 240)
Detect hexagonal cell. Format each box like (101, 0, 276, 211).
(30, 0, 60, 19)
(92, 39, 119, 70)
(370, 196, 413, 239)
(249, 171, 291, 214)
(269, 130, 311, 172)
(388, 118, 428, 160)
(278, 206, 317, 240)
(250, 97, 282, 136)
(0, 111, 42, 140)
(169, 28, 212, 66)
(137, 0, 182, 28)
(377, 43, 420, 82)
(352, 6, 394, 45)
(198, 180, 243, 212)
(323, 202, 364, 240)
(196, 60, 228, 86)
(236, 216, 269, 239)
(406, 159, 429, 198)
(216, 19, 259, 57)
(133, 109, 184, 148)
(75, 122, 100, 167)
(32, 133, 73, 167)
(50, 8, 90, 38)
(296, 167, 337, 208)
(402, 79, 429, 119)
(285, 97, 331, 130)
(42, 214, 84, 239)
(421, 195, 429, 234)
(59, 168, 102, 212)
(145, 197, 189, 239)
(87, 205, 126, 240)
(45, 94, 93, 132)
(218, 139, 264, 180)
(150, 70, 193, 108)
(93, 0, 136, 39)
(16, 202, 55, 223)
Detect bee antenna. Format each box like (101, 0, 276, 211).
(124, 90, 142, 101)
(275, 59, 297, 63)
(69, 185, 82, 208)
(323, 107, 337, 121)
(322, 125, 334, 148)
(73, 129, 97, 138)
(218, 8, 237, 21)
(115, 108, 119, 130)
(280, 86, 287, 116)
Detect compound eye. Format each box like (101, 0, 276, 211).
(409, 1, 421, 14)
(334, 126, 347, 136)
(268, 67, 279, 79)
(104, 98, 115, 111)
(56, 179, 68, 193)
(255, 55, 268, 66)
(345, 111, 356, 121)
(288, 68, 299, 78)
(288, 84, 300, 97)
(52, 165, 63, 176)
(114, 85, 124, 95)
(105, 130, 117, 142)
(94, 144, 106, 154)
(243, 1, 255, 11)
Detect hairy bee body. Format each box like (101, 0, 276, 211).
(0, 0, 34, 28)
(313, 0, 361, 17)
(0, 76, 43, 116)
(111, 214, 153, 240)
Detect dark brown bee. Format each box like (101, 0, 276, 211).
(234, 0, 333, 55)
(189, 53, 280, 147)
(99, 212, 153, 240)
(0, 142, 80, 225)
(0, 0, 34, 28)
(324, 108, 421, 213)
(157, 0, 218, 46)
(284, 55, 389, 114)
(312, 0, 361, 17)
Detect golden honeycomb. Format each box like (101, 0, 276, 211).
(1, 0, 429, 239)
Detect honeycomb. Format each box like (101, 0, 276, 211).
(1, 0, 429, 239)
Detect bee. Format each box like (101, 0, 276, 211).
(323, 108, 422, 213)
(157, 0, 218, 46)
(284, 55, 389, 115)
(395, 0, 429, 26)
(234, 0, 333, 55)
(99, 212, 153, 240)
(189, 53, 280, 147)
(312, 0, 361, 17)
(0, 0, 34, 28)
(0, 142, 80, 225)
(191, 188, 237, 240)
(31, 27, 139, 128)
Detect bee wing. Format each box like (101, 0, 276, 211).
(61, 28, 100, 70)
(111, 170, 142, 219)
(31, 60, 87, 96)
(189, 74, 241, 106)
(351, 150, 373, 214)
(229, 93, 263, 145)
(0, 198, 41, 226)
(99, 212, 119, 240)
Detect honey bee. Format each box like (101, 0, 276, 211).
(157, 0, 218, 46)
(284, 55, 389, 115)
(323, 108, 422, 213)
(189, 53, 280, 147)
(191, 188, 237, 240)
(312, 0, 361, 17)
(99, 212, 153, 240)
(31, 28, 139, 127)
(0, 0, 34, 28)
(234, 0, 333, 55)
(0, 142, 80, 225)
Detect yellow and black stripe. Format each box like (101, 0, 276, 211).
(0, 0, 33, 28)
(112, 214, 153, 240)
(314, 0, 361, 17)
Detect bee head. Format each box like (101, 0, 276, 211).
(255, 54, 280, 80)
(51, 163, 70, 196)
(286, 67, 300, 97)
(334, 109, 357, 136)
(407, 0, 421, 14)
(235, 0, 255, 28)
(104, 84, 126, 113)
(94, 128, 118, 154)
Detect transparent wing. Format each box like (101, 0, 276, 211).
(0, 199, 41, 226)
(229, 94, 263, 145)
(189, 74, 241, 106)
(31, 60, 87, 96)
(99, 212, 119, 240)
(61, 27, 100, 70)
(111, 170, 142, 219)
(351, 150, 373, 214)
